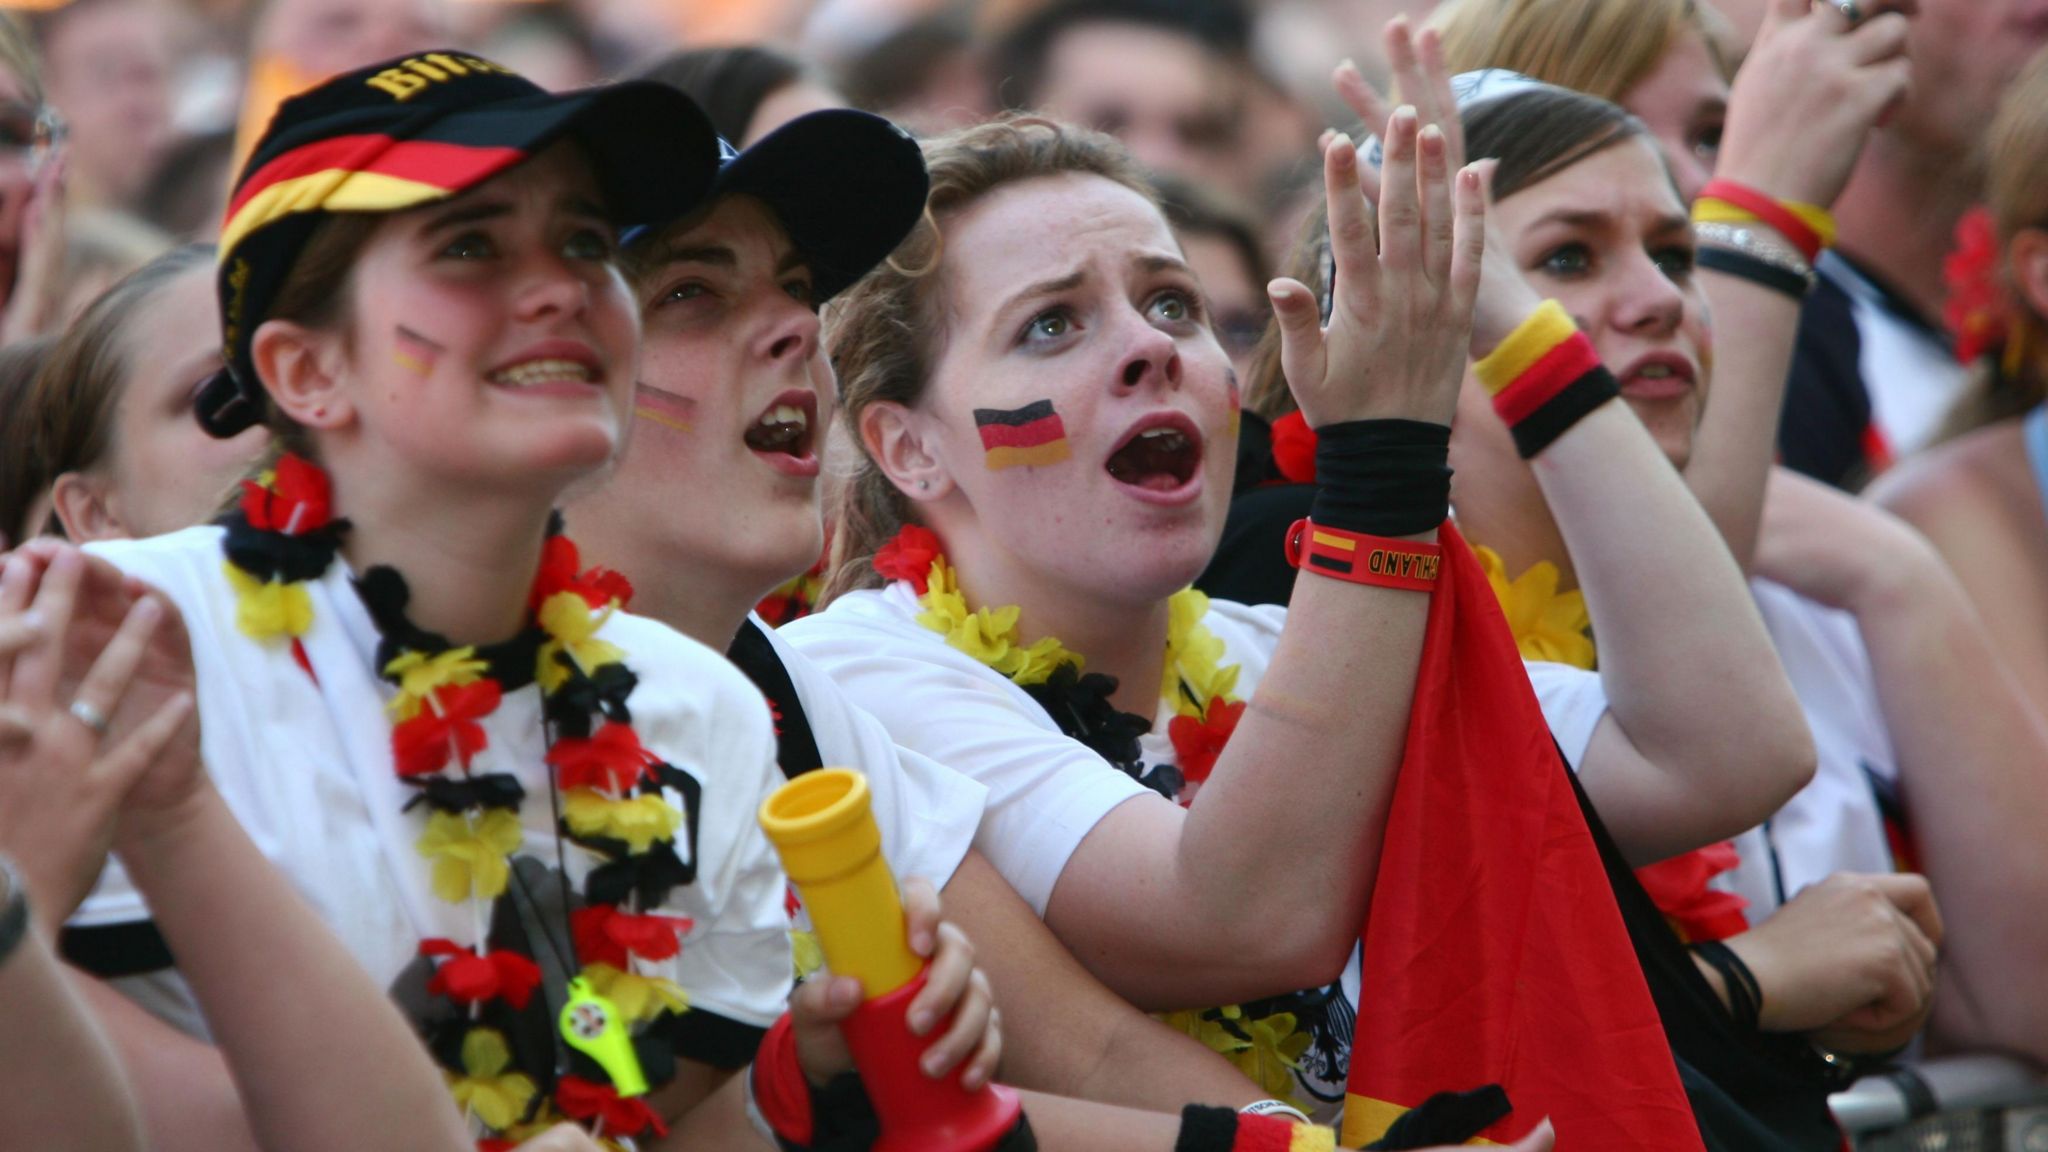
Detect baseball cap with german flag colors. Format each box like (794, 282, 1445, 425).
(198, 50, 722, 439)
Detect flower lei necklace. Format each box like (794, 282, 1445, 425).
(223, 454, 704, 1149)
(871, 524, 1336, 1104)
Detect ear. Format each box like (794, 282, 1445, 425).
(2010, 228, 2048, 327)
(251, 317, 353, 432)
(49, 471, 129, 543)
(860, 400, 952, 504)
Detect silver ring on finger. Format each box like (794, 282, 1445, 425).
(67, 698, 111, 738)
(1833, 0, 1864, 23)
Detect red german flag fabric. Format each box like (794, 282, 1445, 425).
(1341, 522, 1702, 1150)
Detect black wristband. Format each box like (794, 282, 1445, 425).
(1695, 246, 1812, 300)
(1508, 367, 1620, 460)
(0, 855, 27, 970)
(771, 1072, 880, 1152)
(1695, 940, 1763, 1033)
(1309, 419, 1452, 538)
(1173, 1105, 1242, 1152)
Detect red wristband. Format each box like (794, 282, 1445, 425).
(1286, 519, 1441, 590)
(1697, 180, 1823, 264)
(751, 1014, 814, 1145)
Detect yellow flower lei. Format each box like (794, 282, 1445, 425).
(899, 539, 1314, 1104)
(1474, 545, 1595, 670)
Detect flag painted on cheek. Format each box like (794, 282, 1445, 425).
(974, 400, 1070, 470)
(634, 385, 696, 434)
(394, 325, 445, 375)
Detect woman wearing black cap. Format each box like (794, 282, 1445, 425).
(48, 53, 1001, 1151)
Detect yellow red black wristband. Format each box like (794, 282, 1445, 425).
(1286, 519, 1441, 591)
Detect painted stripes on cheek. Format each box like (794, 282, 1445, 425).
(973, 400, 1070, 470)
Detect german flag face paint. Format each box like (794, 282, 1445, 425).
(1225, 371, 1241, 439)
(393, 325, 446, 375)
(974, 400, 1071, 470)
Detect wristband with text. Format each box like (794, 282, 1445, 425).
(1287, 519, 1443, 591)
(1308, 418, 1451, 538)
(1694, 180, 1833, 264)
(1473, 301, 1620, 458)
(1175, 1104, 1337, 1152)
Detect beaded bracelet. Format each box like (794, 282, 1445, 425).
(1694, 179, 1835, 264)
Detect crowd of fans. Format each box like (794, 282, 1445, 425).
(0, 0, 2045, 1149)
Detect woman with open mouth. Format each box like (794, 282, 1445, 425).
(566, 102, 1488, 1152)
(768, 88, 1781, 1141)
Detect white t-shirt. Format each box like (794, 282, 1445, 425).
(1733, 580, 1897, 914)
(74, 526, 791, 1053)
(1526, 580, 1900, 921)
(785, 583, 1596, 1115)
(738, 615, 985, 895)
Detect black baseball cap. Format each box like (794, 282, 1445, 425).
(624, 108, 930, 304)
(199, 50, 723, 439)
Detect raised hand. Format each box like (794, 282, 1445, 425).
(1268, 106, 1485, 430)
(1718, 0, 1914, 208)
(0, 546, 196, 932)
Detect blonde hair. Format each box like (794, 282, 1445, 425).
(821, 114, 1155, 601)
(1939, 52, 2048, 438)
(1428, 0, 1732, 103)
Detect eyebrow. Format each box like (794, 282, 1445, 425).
(419, 199, 512, 232)
(1135, 253, 1194, 277)
(1530, 208, 1692, 234)
(650, 243, 738, 270)
(995, 268, 1087, 321)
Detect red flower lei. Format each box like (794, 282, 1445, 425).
(223, 455, 703, 1144)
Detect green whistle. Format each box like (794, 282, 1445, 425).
(558, 976, 648, 1097)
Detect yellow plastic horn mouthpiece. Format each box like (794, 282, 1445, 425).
(758, 768, 922, 998)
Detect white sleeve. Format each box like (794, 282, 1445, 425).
(786, 620, 1150, 916)
(1524, 660, 1609, 771)
(666, 675, 792, 1044)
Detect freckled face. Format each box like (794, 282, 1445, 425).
(911, 173, 1238, 606)
(1483, 137, 1711, 470)
(332, 143, 641, 492)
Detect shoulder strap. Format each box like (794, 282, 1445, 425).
(1566, 764, 1841, 1151)
(727, 619, 827, 780)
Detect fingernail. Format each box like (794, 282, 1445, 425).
(908, 1009, 931, 1034)
(922, 1050, 945, 1076)
(132, 597, 160, 622)
(1339, 56, 1357, 74)
(17, 610, 41, 633)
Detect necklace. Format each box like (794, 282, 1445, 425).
(223, 455, 702, 1146)
(871, 524, 1342, 1105)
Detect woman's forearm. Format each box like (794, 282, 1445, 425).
(1839, 542, 2048, 1060)
(115, 790, 472, 1152)
(944, 852, 1261, 1109)
(1686, 271, 1803, 570)
(72, 977, 263, 1152)
(0, 919, 144, 1152)
(1535, 399, 1814, 861)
